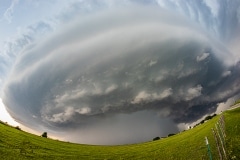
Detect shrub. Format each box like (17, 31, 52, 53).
(200, 120, 205, 124)
(15, 126, 21, 130)
(41, 132, 47, 138)
(204, 115, 212, 121)
(153, 137, 160, 141)
(168, 133, 175, 137)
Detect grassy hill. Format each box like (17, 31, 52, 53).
(0, 107, 239, 160)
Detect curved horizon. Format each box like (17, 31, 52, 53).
(0, 0, 240, 145)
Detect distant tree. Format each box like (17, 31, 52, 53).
(41, 132, 47, 138)
(15, 126, 21, 130)
(168, 133, 175, 137)
(153, 137, 160, 141)
(204, 115, 212, 121)
(200, 120, 205, 124)
(212, 114, 217, 117)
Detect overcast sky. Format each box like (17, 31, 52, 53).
(0, 0, 240, 145)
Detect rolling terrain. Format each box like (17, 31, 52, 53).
(0, 106, 239, 160)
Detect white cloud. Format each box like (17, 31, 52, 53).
(215, 97, 234, 114)
(185, 85, 202, 101)
(3, 0, 19, 23)
(196, 52, 210, 62)
(154, 75, 165, 83)
(54, 89, 87, 105)
(149, 60, 157, 67)
(132, 88, 172, 104)
(131, 91, 151, 104)
(222, 70, 231, 77)
(154, 70, 169, 83)
(76, 107, 91, 115)
(156, 0, 166, 8)
(105, 84, 118, 94)
(46, 107, 75, 123)
(203, 0, 220, 17)
(177, 69, 198, 79)
(160, 88, 173, 99)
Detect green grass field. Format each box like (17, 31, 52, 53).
(0, 106, 239, 160)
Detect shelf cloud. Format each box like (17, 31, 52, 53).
(1, 1, 240, 144)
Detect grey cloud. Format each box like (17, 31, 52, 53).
(2, 2, 240, 145)
(59, 111, 178, 145)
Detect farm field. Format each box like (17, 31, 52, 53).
(0, 106, 239, 160)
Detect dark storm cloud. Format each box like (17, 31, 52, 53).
(60, 111, 179, 145)
(2, 2, 240, 144)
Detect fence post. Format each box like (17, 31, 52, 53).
(205, 136, 213, 160)
(215, 125, 227, 159)
(216, 123, 225, 145)
(219, 117, 226, 138)
(212, 128, 222, 160)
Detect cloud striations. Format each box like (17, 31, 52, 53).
(1, 2, 240, 144)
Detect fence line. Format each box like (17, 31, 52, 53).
(215, 126, 227, 159)
(205, 114, 228, 160)
(211, 128, 222, 160)
(216, 123, 225, 145)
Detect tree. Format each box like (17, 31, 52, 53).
(168, 133, 175, 137)
(204, 115, 212, 121)
(153, 137, 160, 141)
(41, 132, 47, 138)
(15, 126, 21, 130)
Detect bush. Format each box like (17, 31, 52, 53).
(153, 137, 160, 141)
(204, 115, 212, 121)
(168, 133, 175, 137)
(15, 126, 21, 130)
(41, 132, 47, 138)
(200, 120, 205, 124)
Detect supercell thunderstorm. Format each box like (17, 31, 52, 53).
(1, 0, 240, 144)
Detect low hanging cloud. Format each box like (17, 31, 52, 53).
(196, 53, 210, 62)
(185, 85, 202, 101)
(2, 5, 240, 145)
(131, 88, 173, 104)
(60, 111, 179, 145)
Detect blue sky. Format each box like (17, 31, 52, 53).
(0, 1, 61, 42)
(0, 0, 240, 145)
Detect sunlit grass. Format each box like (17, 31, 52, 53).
(0, 107, 239, 159)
